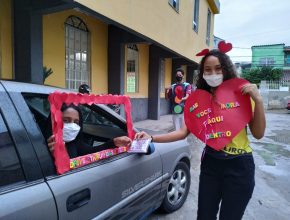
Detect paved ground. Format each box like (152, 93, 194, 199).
(135, 110, 290, 220)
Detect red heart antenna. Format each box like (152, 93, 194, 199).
(196, 48, 209, 56)
(195, 41, 232, 57)
(218, 41, 232, 53)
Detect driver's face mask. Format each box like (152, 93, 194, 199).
(63, 122, 80, 143)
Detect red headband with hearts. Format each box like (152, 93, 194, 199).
(196, 41, 232, 56)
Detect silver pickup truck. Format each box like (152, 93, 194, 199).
(0, 80, 191, 220)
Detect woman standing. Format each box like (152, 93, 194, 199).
(135, 49, 266, 220)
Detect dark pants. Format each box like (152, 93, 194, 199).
(197, 153, 255, 220)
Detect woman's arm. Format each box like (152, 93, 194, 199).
(241, 83, 266, 139)
(79, 136, 132, 156)
(135, 123, 190, 143)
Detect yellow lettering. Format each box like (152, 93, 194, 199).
(226, 131, 231, 137)
(216, 116, 221, 122)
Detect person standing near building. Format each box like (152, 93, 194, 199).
(165, 68, 192, 130)
(136, 46, 266, 220)
(78, 84, 91, 94)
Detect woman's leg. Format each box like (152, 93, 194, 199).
(219, 155, 255, 220)
(197, 154, 223, 220)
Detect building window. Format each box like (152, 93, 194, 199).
(126, 44, 139, 93)
(285, 55, 290, 66)
(169, 0, 179, 12)
(160, 59, 165, 95)
(193, 0, 199, 32)
(259, 57, 275, 66)
(206, 9, 211, 46)
(65, 16, 90, 91)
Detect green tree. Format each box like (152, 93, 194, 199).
(241, 67, 282, 85)
(241, 68, 261, 84)
(270, 68, 283, 80)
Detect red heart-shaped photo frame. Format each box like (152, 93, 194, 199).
(184, 78, 252, 150)
(48, 92, 135, 174)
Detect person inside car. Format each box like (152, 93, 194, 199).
(46, 103, 131, 158)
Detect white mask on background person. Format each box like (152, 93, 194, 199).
(203, 74, 224, 87)
(63, 122, 81, 143)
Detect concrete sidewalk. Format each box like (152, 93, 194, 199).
(134, 114, 175, 135)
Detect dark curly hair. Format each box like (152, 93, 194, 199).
(196, 49, 237, 92)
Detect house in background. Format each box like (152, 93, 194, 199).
(251, 44, 290, 81)
(283, 46, 290, 81)
(0, 0, 220, 121)
(251, 44, 285, 68)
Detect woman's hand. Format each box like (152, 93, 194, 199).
(135, 125, 189, 143)
(113, 136, 132, 147)
(241, 83, 266, 139)
(135, 131, 151, 140)
(241, 83, 263, 103)
(47, 135, 55, 153)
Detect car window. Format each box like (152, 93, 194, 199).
(0, 113, 25, 188)
(24, 96, 50, 118)
(23, 95, 51, 136)
(79, 104, 127, 146)
(22, 94, 126, 139)
(80, 105, 119, 128)
(22, 94, 128, 172)
(24, 95, 119, 128)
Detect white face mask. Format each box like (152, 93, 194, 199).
(63, 123, 81, 143)
(203, 74, 224, 87)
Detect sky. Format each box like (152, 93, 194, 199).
(214, 0, 290, 63)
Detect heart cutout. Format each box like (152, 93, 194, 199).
(184, 78, 252, 150)
(218, 41, 232, 53)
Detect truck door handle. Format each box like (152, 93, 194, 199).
(67, 188, 91, 212)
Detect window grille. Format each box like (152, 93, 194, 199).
(206, 9, 211, 45)
(193, 0, 199, 32)
(126, 44, 139, 93)
(65, 16, 90, 90)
